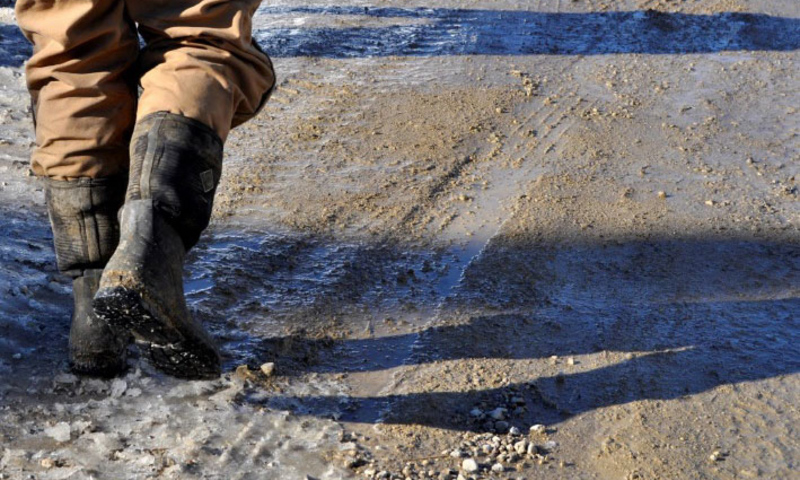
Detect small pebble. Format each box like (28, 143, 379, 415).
(461, 458, 479, 473)
(529, 424, 546, 434)
(491, 463, 505, 473)
(526, 443, 538, 455)
(508, 426, 521, 436)
(657, 191, 667, 199)
(489, 408, 506, 420)
(543, 440, 558, 450)
(260, 362, 276, 377)
(514, 440, 528, 455)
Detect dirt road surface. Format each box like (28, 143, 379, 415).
(0, 0, 798, 479)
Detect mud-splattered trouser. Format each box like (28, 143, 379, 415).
(16, 0, 275, 179)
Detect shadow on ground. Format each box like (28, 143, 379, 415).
(256, 7, 800, 57)
(0, 24, 30, 67)
(181, 226, 800, 431)
(1, 214, 798, 433)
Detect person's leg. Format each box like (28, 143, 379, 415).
(45, 177, 130, 376)
(128, 0, 275, 141)
(16, 0, 139, 179)
(94, 0, 275, 379)
(16, 0, 139, 375)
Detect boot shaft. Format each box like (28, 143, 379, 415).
(45, 176, 127, 277)
(127, 111, 224, 251)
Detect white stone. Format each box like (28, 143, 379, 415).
(491, 463, 505, 473)
(529, 424, 546, 434)
(527, 443, 538, 455)
(461, 458, 479, 473)
(514, 440, 528, 455)
(260, 362, 276, 376)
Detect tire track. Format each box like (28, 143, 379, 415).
(368, 59, 597, 407)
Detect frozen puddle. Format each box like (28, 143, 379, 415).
(254, 6, 800, 58)
(1, 371, 348, 479)
(0, 220, 456, 479)
(0, 214, 353, 478)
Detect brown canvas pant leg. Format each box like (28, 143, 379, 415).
(128, 0, 275, 142)
(16, 0, 139, 179)
(17, 0, 274, 178)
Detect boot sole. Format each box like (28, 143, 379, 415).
(93, 287, 220, 380)
(70, 356, 128, 378)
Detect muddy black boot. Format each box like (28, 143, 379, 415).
(45, 177, 129, 376)
(93, 112, 223, 380)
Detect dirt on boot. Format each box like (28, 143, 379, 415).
(94, 200, 221, 379)
(69, 269, 128, 377)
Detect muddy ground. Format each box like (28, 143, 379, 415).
(0, 0, 798, 479)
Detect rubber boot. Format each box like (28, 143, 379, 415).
(93, 112, 223, 380)
(69, 269, 129, 376)
(45, 177, 129, 376)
